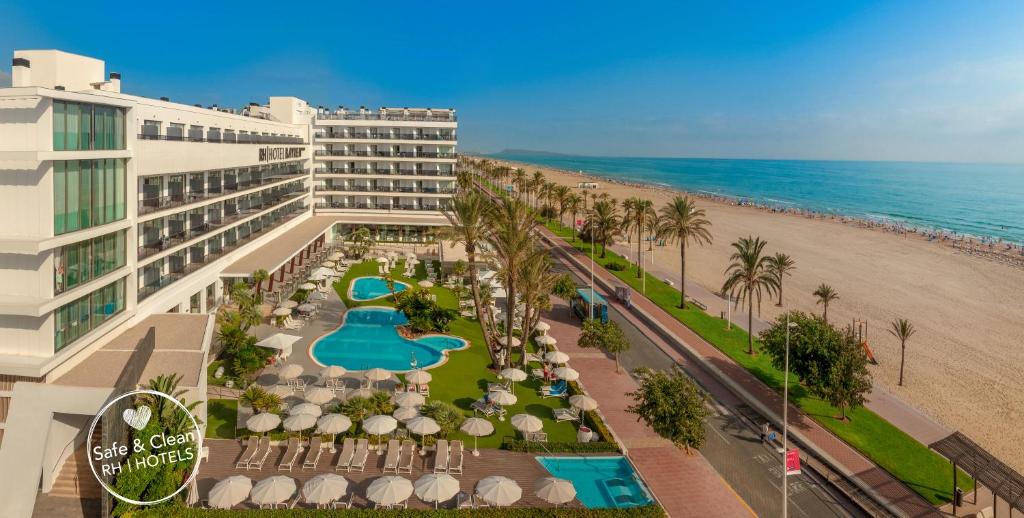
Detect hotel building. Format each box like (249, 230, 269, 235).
(0, 49, 456, 515)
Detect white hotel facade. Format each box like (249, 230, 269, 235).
(0, 49, 456, 515)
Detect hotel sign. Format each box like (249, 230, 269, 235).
(258, 146, 305, 162)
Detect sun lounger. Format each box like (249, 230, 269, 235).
(302, 437, 323, 469)
(349, 439, 369, 472)
(398, 440, 416, 473)
(235, 436, 258, 468)
(248, 437, 272, 470)
(277, 437, 301, 471)
(331, 495, 353, 509)
(383, 439, 401, 473)
(487, 380, 511, 393)
(335, 438, 355, 471)
(448, 440, 464, 475)
(553, 407, 581, 422)
(433, 439, 449, 473)
(474, 496, 491, 508)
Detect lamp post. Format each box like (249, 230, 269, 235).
(589, 211, 595, 320)
(783, 315, 798, 518)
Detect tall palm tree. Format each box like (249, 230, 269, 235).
(441, 190, 492, 342)
(531, 171, 545, 208)
(623, 198, 655, 278)
(252, 269, 269, 302)
(565, 193, 583, 241)
(766, 253, 797, 306)
(486, 197, 535, 369)
(537, 181, 554, 218)
(658, 196, 712, 308)
(813, 283, 839, 324)
(888, 318, 916, 386)
(517, 247, 556, 367)
(554, 185, 571, 227)
(513, 169, 528, 200)
(585, 200, 622, 258)
(722, 236, 778, 355)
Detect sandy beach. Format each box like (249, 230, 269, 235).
(484, 157, 1024, 471)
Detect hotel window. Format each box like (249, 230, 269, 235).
(52, 100, 126, 150)
(188, 125, 204, 141)
(54, 230, 127, 294)
(167, 123, 185, 141)
(53, 159, 127, 235)
(54, 277, 126, 352)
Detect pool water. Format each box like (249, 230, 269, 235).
(311, 307, 466, 371)
(537, 456, 653, 508)
(349, 276, 410, 301)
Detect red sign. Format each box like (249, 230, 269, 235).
(785, 449, 801, 476)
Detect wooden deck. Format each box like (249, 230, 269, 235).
(198, 438, 583, 509)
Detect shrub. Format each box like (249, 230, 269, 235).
(503, 439, 621, 454)
(395, 288, 458, 333)
(604, 261, 627, 271)
(419, 400, 465, 438)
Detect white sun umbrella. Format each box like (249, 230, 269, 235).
(320, 365, 347, 380)
(208, 475, 252, 509)
(284, 412, 318, 442)
(418, 280, 434, 288)
(415, 473, 460, 509)
(328, 251, 344, 261)
(535, 321, 551, 333)
(406, 416, 441, 454)
(545, 351, 571, 364)
(347, 387, 376, 400)
(460, 417, 495, 456)
(535, 335, 557, 346)
(501, 336, 521, 348)
(250, 476, 297, 508)
(393, 406, 420, 423)
(305, 387, 335, 405)
(298, 282, 317, 290)
(297, 303, 316, 313)
(393, 391, 425, 408)
(367, 476, 414, 507)
(312, 267, 335, 278)
(256, 333, 302, 354)
(246, 412, 281, 434)
(317, 413, 353, 449)
(362, 415, 398, 453)
(488, 389, 517, 407)
(301, 473, 348, 507)
(500, 367, 527, 395)
(405, 369, 432, 385)
(553, 367, 580, 381)
(535, 477, 577, 506)
(569, 394, 599, 411)
(364, 368, 392, 388)
(476, 476, 522, 507)
(308, 271, 327, 282)
(272, 307, 292, 317)
(288, 403, 323, 417)
(510, 413, 543, 434)
(269, 384, 293, 398)
(376, 256, 389, 264)
(278, 299, 299, 309)
(279, 364, 304, 381)
(321, 260, 336, 268)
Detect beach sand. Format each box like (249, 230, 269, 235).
(487, 158, 1024, 471)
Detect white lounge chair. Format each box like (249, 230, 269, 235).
(448, 440, 464, 475)
(235, 436, 258, 468)
(553, 407, 581, 422)
(349, 439, 369, 472)
(302, 437, 323, 469)
(277, 437, 300, 471)
(247, 437, 272, 470)
(382, 439, 401, 473)
(335, 438, 355, 472)
(398, 440, 415, 474)
(433, 439, 449, 473)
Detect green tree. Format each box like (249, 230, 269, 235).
(348, 227, 374, 258)
(228, 282, 261, 331)
(420, 401, 466, 438)
(441, 190, 493, 344)
(517, 247, 557, 366)
(759, 311, 843, 390)
(766, 253, 796, 306)
(339, 397, 376, 423)
(251, 269, 269, 304)
(554, 185, 572, 227)
(722, 236, 779, 355)
(888, 318, 916, 386)
(623, 198, 656, 279)
(395, 288, 458, 333)
(578, 319, 631, 372)
(382, 272, 400, 304)
(818, 329, 872, 420)
(552, 274, 577, 317)
(564, 193, 584, 240)
(486, 197, 535, 368)
(813, 283, 839, 324)
(657, 196, 712, 308)
(627, 367, 709, 453)
(583, 200, 622, 258)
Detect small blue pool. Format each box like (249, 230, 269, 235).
(537, 456, 653, 509)
(349, 276, 409, 301)
(311, 307, 466, 371)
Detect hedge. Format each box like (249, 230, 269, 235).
(503, 438, 621, 454)
(134, 505, 664, 517)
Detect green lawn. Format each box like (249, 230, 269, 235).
(332, 259, 579, 448)
(206, 399, 238, 440)
(543, 220, 972, 505)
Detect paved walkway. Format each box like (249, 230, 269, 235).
(540, 225, 941, 517)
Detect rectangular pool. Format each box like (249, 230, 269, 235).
(536, 456, 654, 508)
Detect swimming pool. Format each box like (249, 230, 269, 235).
(310, 307, 467, 371)
(536, 456, 653, 508)
(349, 276, 409, 301)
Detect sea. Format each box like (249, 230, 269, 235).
(487, 151, 1024, 245)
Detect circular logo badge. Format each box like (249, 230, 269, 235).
(85, 389, 204, 506)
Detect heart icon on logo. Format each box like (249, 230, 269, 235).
(122, 405, 152, 431)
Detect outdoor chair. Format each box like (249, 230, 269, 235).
(235, 436, 258, 468)
(382, 439, 401, 473)
(470, 399, 493, 416)
(433, 439, 449, 473)
(553, 407, 581, 422)
(349, 439, 369, 472)
(277, 437, 301, 471)
(302, 437, 323, 469)
(331, 495, 353, 509)
(456, 491, 473, 509)
(398, 440, 416, 473)
(417, 384, 429, 396)
(335, 438, 355, 471)
(487, 380, 511, 393)
(448, 440, 464, 475)
(247, 437, 272, 470)
(293, 379, 307, 393)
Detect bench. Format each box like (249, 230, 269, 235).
(688, 298, 708, 311)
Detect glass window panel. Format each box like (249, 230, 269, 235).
(79, 160, 91, 229)
(80, 104, 92, 150)
(54, 161, 66, 234)
(65, 161, 79, 232)
(66, 103, 80, 149)
(115, 108, 124, 149)
(92, 159, 104, 226)
(53, 101, 66, 150)
(114, 159, 125, 220)
(105, 159, 115, 223)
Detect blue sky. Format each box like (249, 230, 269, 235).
(2, 1, 1023, 162)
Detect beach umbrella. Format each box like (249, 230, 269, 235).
(418, 280, 434, 288)
(500, 336, 521, 348)
(500, 368, 527, 395)
(535, 321, 551, 333)
(460, 417, 495, 457)
(256, 333, 302, 352)
(246, 412, 281, 434)
(545, 351, 570, 364)
(317, 413, 353, 447)
(297, 303, 316, 313)
(279, 364, 304, 381)
(312, 267, 335, 277)
(322, 261, 336, 268)
(553, 367, 579, 381)
(298, 282, 317, 290)
(250, 476, 297, 507)
(535, 335, 557, 346)
(328, 251, 344, 260)
(476, 476, 522, 507)
(346, 387, 376, 400)
(304, 387, 335, 405)
(288, 403, 323, 417)
(415, 474, 460, 509)
(208, 475, 252, 509)
(569, 395, 599, 411)
(302, 474, 348, 506)
(321, 365, 347, 379)
(535, 477, 576, 506)
(376, 257, 389, 263)
(308, 271, 327, 282)
(362, 415, 398, 453)
(405, 369, 432, 385)
(510, 414, 543, 434)
(488, 390, 517, 407)
(393, 406, 420, 423)
(272, 307, 292, 317)
(366, 476, 414, 507)
(393, 391, 425, 408)
(278, 300, 299, 309)
(406, 416, 441, 453)
(364, 368, 392, 382)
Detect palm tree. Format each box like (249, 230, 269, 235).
(517, 247, 556, 367)
(441, 190, 492, 343)
(888, 318, 916, 386)
(531, 171, 545, 209)
(486, 197, 535, 369)
(537, 181, 554, 218)
(554, 185, 571, 227)
(722, 236, 778, 355)
(382, 272, 399, 304)
(813, 284, 839, 324)
(623, 198, 655, 278)
(766, 253, 797, 306)
(252, 269, 269, 303)
(585, 200, 622, 258)
(658, 196, 712, 308)
(138, 373, 201, 432)
(565, 193, 583, 241)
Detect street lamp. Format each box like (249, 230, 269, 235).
(783, 315, 798, 518)
(589, 211, 595, 320)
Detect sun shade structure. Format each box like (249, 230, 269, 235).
(272, 307, 292, 316)
(460, 417, 495, 456)
(366, 476, 414, 506)
(418, 280, 434, 288)
(299, 282, 317, 290)
(279, 364, 304, 380)
(311, 267, 335, 277)
(415, 473, 460, 508)
(284, 412, 317, 431)
(535, 477, 576, 505)
(501, 336, 521, 347)
(488, 390, 517, 406)
(208, 475, 252, 509)
(246, 412, 281, 433)
(321, 261, 336, 268)
(269, 384, 293, 397)
(569, 395, 599, 411)
(510, 413, 543, 434)
(278, 300, 299, 309)
(301, 473, 348, 506)
(363, 414, 398, 453)
(393, 406, 420, 422)
(297, 303, 316, 313)
(406, 416, 441, 451)
(256, 333, 302, 353)
(328, 252, 344, 260)
(364, 367, 392, 382)
(476, 476, 522, 507)
(535, 321, 551, 332)
(930, 432, 1024, 516)
(250, 476, 297, 507)
(316, 413, 353, 435)
(304, 387, 335, 405)
(535, 335, 557, 346)
(288, 403, 323, 417)
(545, 351, 570, 364)
(553, 367, 580, 381)
(393, 391, 425, 408)
(320, 365, 347, 379)
(405, 369, 432, 384)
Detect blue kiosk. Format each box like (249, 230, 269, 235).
(571, 288, 609, 324)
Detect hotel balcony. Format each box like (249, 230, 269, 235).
(312, 184, 455, 195)
(138, 125, 305, 144)
(313, 132, 456, 142)
(315, 112, 456, 123)
(313, 150, 457, 160)
(138, 169, 308, 216)
(314, 201, 449, 212)
(312, 167, 455, 177)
